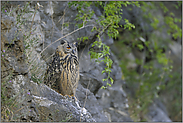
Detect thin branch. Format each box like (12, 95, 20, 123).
(28, 24, 94, 71)
(83, 79, 91, 108)
(58, 4, 68, 23)
(50, 1, 54, 43)
(80, 78, 91, 122)
(98, 21, 112, 37)
(29, 2, 38, 34)
(40, 24, 93, 56)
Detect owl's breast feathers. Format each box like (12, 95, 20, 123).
(46, 52, 78, 78)
(44, 41, 79, 96)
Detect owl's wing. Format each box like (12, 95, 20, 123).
(44, 54, 63, 87)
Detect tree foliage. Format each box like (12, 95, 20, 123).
(69, 1, 139, 89)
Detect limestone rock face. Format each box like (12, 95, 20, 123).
(1, 12, 95, 122)
(0, 1, 135, 122)
(1, 2, 132, 121)
(2, 1, 178, 122)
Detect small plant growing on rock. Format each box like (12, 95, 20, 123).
(1, 1, 39, 121)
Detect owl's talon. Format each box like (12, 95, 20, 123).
(66, 95, 70, 99)
(72, 96, 78, 102)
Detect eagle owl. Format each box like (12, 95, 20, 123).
(44, 39, 79, 97)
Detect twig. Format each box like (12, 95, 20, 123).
(29, 2, 38, 34)
(80, 78, 91, 122)
(58, 4, 68, 23)
(83, 78, 90, 108)
(14, 106, 25, 113)
(98, 21, 112, 37)
(28, 24, 94, 71)
(50, 1, 54, 43)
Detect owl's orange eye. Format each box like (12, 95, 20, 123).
(67, 46, 71, 49)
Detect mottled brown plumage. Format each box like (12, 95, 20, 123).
(44, 40, 79, 97)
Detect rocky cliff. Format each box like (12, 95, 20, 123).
(1, 1, 181, 122)
(1, 1, 131, 122)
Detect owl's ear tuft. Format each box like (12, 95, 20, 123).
(60, 39, 67, 45)
(74, 42, 78, 47)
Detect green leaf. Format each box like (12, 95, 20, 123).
(102, 70, 106, 74)
(110, 77, 114, 84)
(137, 44, 144, 50)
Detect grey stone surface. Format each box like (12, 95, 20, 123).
(146, 103, 172, 122)
(2, 1, 178, 122)
(1, 12, 95, 122)
(76, 84, 109, 122)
